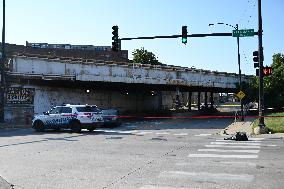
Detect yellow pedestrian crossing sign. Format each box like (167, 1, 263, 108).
(236, 90, 246, 99)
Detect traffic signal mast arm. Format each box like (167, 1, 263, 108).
(120, 32, 258, 40)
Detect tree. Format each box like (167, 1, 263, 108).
(265, 53, 284, 108)
(238, 79, 258, 105)
(132, 47, 161, 65)
(246, 53, 284, 108)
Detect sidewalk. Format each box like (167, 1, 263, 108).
(220, 120, 284, 138)
(222, 121, 253, 136)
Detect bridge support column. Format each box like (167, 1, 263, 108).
(175, 87, 181, 108)
(210, 91, 214, 109)
(158, 91, 163, 111)
(107, 91, 112, 109)
(197, 92, 201, 111)
(188, 92, 192, 111)
(205, 92, 208, 109)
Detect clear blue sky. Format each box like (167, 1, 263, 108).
(2, 0, 284, 75)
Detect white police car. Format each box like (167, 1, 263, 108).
(32, 104, 103, 132)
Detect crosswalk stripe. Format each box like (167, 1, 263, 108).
(211, 142, 261, 146)
(173, 133, 188, 136)
(195, 134, 212, 136)
(188, 153, 258, 159)
(117, 130, 137, 134)
(136, 131, 153, 135)
(198, 149, 260, 153)
(156, 132, 170, 135)
(248, 138, 265, 141)
(215, 139, 261, 143)
(176, 161, 257, 168)
(159, 171, 255, 182)
(205, 145, 260, 149)
(138, 185, 187, 189)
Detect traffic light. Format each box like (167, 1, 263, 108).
(253, 51, 260, 76)
(112, 25, 119, 51)
(263, 66, 272, 76)
(182, 26, 187, 44)
(253, 51, 259, 68)
(253, 50, 264, 64)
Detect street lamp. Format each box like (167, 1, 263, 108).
(209, 22, 244, 121)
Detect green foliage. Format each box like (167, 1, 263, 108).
(132, 47, 161, 65)
(238, 79, 258, 105)
(264, 53, 284, 107)
(253, 112, 284, 133)
(247, 53, 284, 108)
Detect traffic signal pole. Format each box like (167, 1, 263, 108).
(257, 0, 266, 132)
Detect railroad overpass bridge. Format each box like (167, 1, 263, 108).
(9, 55, 249, 91)
(4, 54, 251, 123)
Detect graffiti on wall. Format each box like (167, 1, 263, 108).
(6, 87, 35, 104)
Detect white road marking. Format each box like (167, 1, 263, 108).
(194, 134, 212, 136)
(249, 138, 265, 141)
(136, 131, 153, 135)
(264, 144, 277, 147)
(117, 130, 137, 134)
(129, 130, 139, 133)
(215, 139, 261, 143)
(156, 132, 170, 135)
(96, 129, 139, 134)
(205, 145, 260, 149)
(198, 149, 260, 153)
(217, 161, 257, 167)
(211, 142, 261, 146)
(173, 133, 188, 136)
(159, 171, 254, 182)
(138, 185, 188, 189)
(95, 129, 117, 133)
(176, 161, 257, 168)
(188, 153, 258, 159)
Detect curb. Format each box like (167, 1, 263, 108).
(0, 176, 14, 189)
(0, 124, 30, 130)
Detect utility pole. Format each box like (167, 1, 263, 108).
(236, 24, 244, 121)
(0, 0, 5, 123)
(257, 0, 266, 133)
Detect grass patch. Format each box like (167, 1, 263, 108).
(253, 112, 284, 133)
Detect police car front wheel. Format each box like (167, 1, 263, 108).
(34, 121, 45, 132)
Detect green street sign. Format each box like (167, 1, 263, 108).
(232, 29, 255, 37)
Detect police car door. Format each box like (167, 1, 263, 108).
(48, 107, 61, 126)
(60, 107, 73, 128)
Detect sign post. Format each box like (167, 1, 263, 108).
(236, 90, 246, 100)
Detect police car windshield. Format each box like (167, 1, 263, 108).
(76, 106, 100, 112)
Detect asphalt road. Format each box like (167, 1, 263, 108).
(0, 118, 283, 189)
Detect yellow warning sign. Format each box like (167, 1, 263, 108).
(236, 90, 246, 99)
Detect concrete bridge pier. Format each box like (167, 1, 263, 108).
(205, 92, 208, 109)
(188, 92, 192, 111)
(158, 91, 163, 111)
(197, 92, 201, 111)
(210, 91, 214, 109)
(175, 87, 181, 108)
